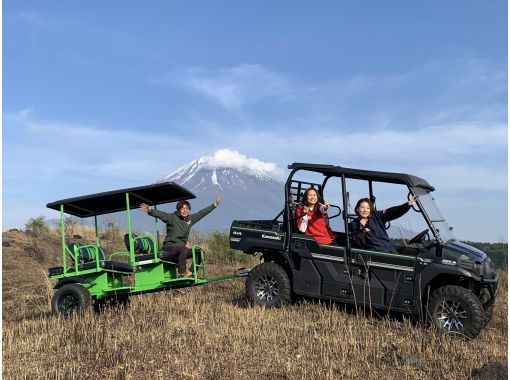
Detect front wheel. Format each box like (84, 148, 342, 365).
(52, 283, 92, 317)
(245, 262, 291, 308)
(427, 285, 484, 339)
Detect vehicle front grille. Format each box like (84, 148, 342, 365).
(459, 258, 473, 271)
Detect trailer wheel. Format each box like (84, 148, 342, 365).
(427, 285, 484, 339)
(246, 262, 291, 308)
(52, 284, 92, 317)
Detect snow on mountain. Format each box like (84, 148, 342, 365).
(156, 149, 285, 232)
(161, 149, 283, 186)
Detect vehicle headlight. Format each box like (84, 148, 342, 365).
(441, 259, 457, 266)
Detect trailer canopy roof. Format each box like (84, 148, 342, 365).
(47, 182, 196, 218)
(288, 163, 435, 192)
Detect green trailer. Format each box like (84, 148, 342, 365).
(47, 182, 244, 317)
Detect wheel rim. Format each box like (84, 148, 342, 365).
(254, 275, 279, 302)
(58, 293, 80, 315)
(436, 299, 468, 331)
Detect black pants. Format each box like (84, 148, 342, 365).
(163, 245, 201, 275)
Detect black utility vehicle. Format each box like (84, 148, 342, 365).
(229, 163, 499, 338)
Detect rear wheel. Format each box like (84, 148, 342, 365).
(246, 262, 291, 308)
(52, 284, 92, 317)
(427, 285, 484, 339)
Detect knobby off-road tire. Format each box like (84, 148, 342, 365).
(52, 283, 92, 317)
(246, 262, 291, 308)
(427, 285, 484, 339)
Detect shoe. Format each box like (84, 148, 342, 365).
(178, 271, 194, 278)
(189, 268, 204, 279)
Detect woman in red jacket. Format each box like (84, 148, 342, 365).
(295, 187, 336, 245)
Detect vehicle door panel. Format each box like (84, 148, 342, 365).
(350, 248, 417, 310)
(290, 235, 351, 300)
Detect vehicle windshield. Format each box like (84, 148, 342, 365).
(414, 188, 455, 243)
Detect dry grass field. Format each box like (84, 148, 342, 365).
(2, 229, 507, 379)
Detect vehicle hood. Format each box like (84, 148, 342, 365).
(444, 240, 487, 261)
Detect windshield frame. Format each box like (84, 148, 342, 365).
(412, 187, 455, 244)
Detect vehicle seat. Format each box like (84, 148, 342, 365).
(68, 242, 105, 263)
(332, 232, 346, 247)
(124, 233, 158, 262)
(293, 208, 305, 235)
(68, 242, 133, 273)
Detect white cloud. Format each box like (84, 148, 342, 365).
(4, 110, 191, 181)
(224, 122, 507, 165)
(160, 64, 294, 109)
(342, 58, 505, 96)
(338, 122, 506, 157)
(8, 110, 504, 190)
(418, 165, 507, 192)
(197, 149, 284, 178)
(214, 122, 507, 198)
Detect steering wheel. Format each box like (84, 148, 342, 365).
(408, 229, 429, 244)
(327, 204, 341, 219)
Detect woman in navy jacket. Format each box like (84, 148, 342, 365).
(350, 196, 418, 254)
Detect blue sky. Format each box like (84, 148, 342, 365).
(4, 1, 508, 242)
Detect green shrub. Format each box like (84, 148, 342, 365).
(25, 216, 49, 235)
(205, 231, 257, 266)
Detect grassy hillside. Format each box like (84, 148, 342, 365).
(2, 229, 507, 379)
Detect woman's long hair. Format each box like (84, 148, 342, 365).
(302, 187, 325, 215)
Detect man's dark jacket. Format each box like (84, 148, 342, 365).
(149, 204, 216, 248)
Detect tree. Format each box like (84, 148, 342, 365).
(59, 216, 80, 239)
(100, 217, 120, 252)
(25, 216, 49, 235)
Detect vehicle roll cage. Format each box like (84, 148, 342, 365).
(283, 163, 442, 254)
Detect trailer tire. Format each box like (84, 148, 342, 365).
(246, 262, 291, 308)
(52, 283, 92, 317)
(427, 285, 484, 339)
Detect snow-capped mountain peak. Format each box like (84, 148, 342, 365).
(162, 149, 283, 184)
(160, 149, 283, 187)
(157, 149, 285, 231)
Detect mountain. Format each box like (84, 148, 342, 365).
(48, 150, 285, 236)
(155, 150, 285, 233)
